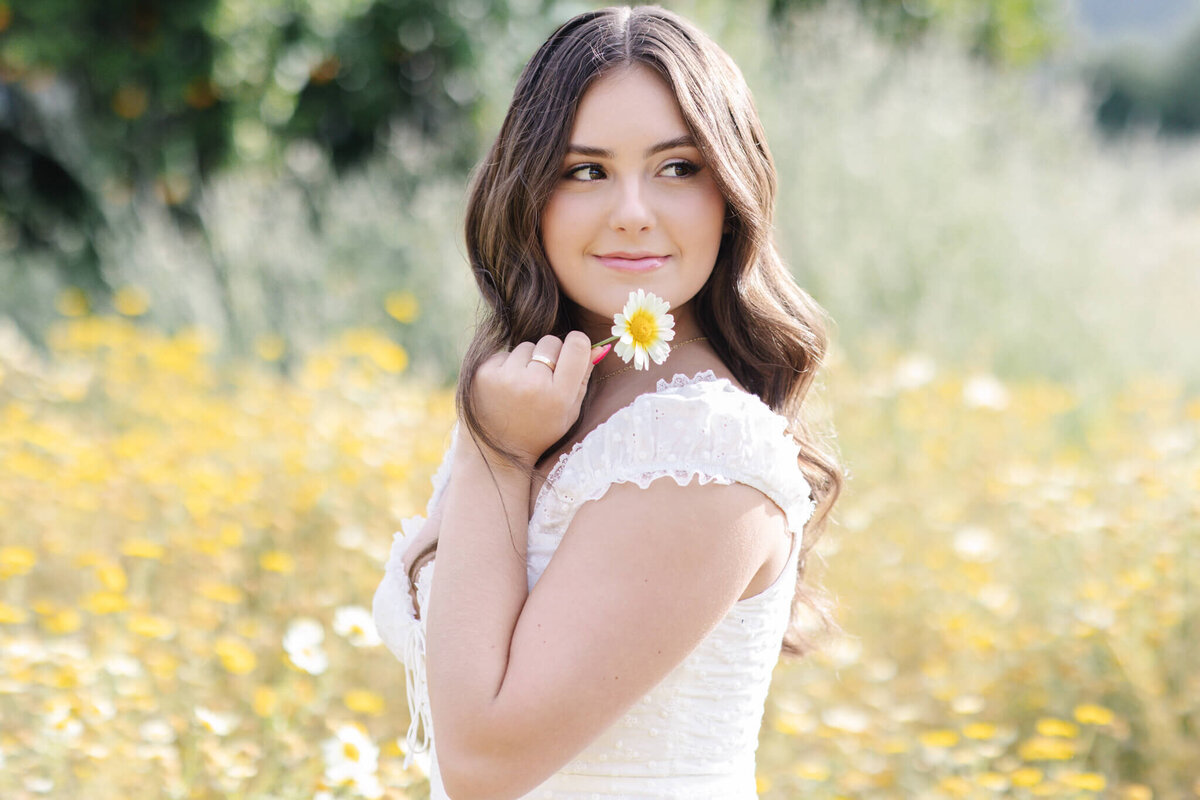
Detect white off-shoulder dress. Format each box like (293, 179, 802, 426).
(372, 371, 816, 799)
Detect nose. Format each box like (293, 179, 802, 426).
(609, 176, 655, 233)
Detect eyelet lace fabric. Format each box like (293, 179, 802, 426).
(372, 371, 816, 798)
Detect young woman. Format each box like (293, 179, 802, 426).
(373, 6, 842, 798)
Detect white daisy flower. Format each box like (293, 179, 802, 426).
(283, 617, 329, 675)
(44, 702, 83, 742)
(321, 723, 383, 798)
(195, 706, 240, 736)
(333, 605, 382, 647)
(609, 289, 674, 370)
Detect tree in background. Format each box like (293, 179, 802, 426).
(0, 0, 498, 293)
(1090, 19, 1200, 137)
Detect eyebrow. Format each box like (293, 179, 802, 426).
(565, 135, 697, 159)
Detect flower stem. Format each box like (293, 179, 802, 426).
(591, 335, 619, 348)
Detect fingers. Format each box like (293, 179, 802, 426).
(554, 330, 594, 390)
(492, 332, 593, 392)
(527, 335, 564, 374)
(506, 341, 535, 368)
(472, 331, 597, 461)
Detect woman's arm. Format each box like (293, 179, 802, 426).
(425, 331, 593, 790)
(424, 436, 532, 744)
(424, 332, 784, 799)
(430, 471, 781, 800)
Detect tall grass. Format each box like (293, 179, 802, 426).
(742, 4, 1200, 387)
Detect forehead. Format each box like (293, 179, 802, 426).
(570, 64, 690, 145)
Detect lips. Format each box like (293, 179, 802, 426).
(593, 252, 669, 272)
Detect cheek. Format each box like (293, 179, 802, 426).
(540, 193, 592, 268)
(539, 195, 588, 301)
(681, 189, 727, 255)
(540, 196, 566, 257)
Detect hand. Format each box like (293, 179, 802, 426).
(470, 331, 598, 467)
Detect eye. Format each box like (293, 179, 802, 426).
(660, 160, 700, 178)
(564, 164, 605, 182)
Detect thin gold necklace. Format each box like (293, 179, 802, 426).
(595, 337, 708, 384)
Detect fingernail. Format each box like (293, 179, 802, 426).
(590, 343, 613, 365)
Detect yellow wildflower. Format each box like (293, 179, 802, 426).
(1074, 704, 1115, 726)
(95, 562, 128, 592)
(128, 614, 176, 640)
(1019, 736, 1076, 761)
(385, 290, 420, 323)
(259, 551, 296, 573)
(253, 686, 279, 717)
(939, 776, 971, 797)
(121, 539, 165, 559)
(1036, 717, 1079, 738)
(199, 583, 244, 605)
(919, 729, 960, 748)
(1062, 772, 1107, 792)
(343, 690, 386, 716)
(83, 591, 129, 615)
(41, 608, 82, 634)
(214, 637, 257, 675)
(0, 545, 36, 578)
(114, 285, 150, 316)
(964, 722, 998, 740)
(793, 763, 830, 781)
(0, 602, 29, 625)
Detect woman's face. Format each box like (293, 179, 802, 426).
(540, 64, 727, 334)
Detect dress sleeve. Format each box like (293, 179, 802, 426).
(371, 422, 458, 769)
(530, 375, 817, 576)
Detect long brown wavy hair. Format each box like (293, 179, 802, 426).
(408, 5, 843, 659)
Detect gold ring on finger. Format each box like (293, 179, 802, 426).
(530, 354, 557, 371)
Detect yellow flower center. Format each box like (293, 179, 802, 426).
(626, 310, 657, 346)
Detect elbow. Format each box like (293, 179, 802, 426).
(439, 749, 519, 800)
(433, 700, 546, 799)
(438, 725, 546, 800)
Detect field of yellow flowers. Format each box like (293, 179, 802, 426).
(1, 310, 1196, 799)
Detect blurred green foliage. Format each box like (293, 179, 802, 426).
(0, 0, 501, 292)
(770, 0, 1066, 66)
(1, 0, 1196, 386)
(0, 0, 1070, 302)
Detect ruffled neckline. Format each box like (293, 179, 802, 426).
(536, 369, 757, 511)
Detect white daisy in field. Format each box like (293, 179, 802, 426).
(607, 289, 675, 370)
(333, 605, 381, 647)
(283, 617, 329, 675)
(321, 723, 384, 799)
(44, 700, 83, 741)
(195, 706, 240, 736)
